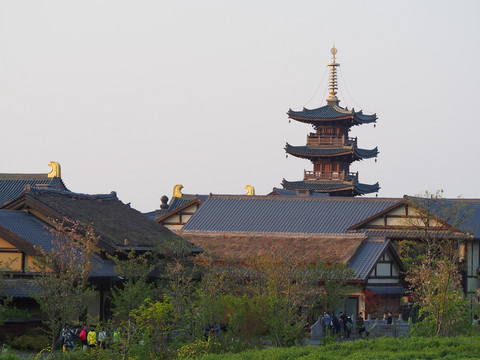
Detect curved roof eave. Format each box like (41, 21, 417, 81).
(354, 182, 380, 195)
(353, 147, 379, 160)
(353, 111, 377, 125)
(285, 143, 354, 158)
(282, 179, 355, 192)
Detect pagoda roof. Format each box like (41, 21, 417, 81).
(285, 143, 378, 160)
(282, 179, 380, 196)
(288, 104, 377, 125)
(269, 187, 329, 197)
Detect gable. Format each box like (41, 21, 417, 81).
(347, 199, 478, 240)
(369, 249, 401, 279)
(348, 239, 405, 283)
(0, 237, 23, 271)
(0, 230, 41, 273)
(355, 204, 448, 229)
(157, 200, 202, 231)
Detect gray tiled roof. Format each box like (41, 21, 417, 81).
(281, 179, 380, 195)
(287, 105, 377, 125)
(269, 188, 329, 197)
(11, 188, 195, 256)
(348, 239, 389, 280)
(285, 143, 378, 160)
(0, 279, 41, 298)
(0, 174, 68, 206)
(168, 195, 209, 213)
(282, 180, 354, 191)
(0, 210, 55, 252)
(168, 198, 194, 212)
(143, 211, 156, 220)
(286, 143, 353, 156)
(0, 210, 117, 279)
(182, 195, 399, 234)
(91, 257, 117, 278)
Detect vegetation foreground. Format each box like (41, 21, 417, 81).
(1, 335, 480, 360)
(196, 336, 480, 360)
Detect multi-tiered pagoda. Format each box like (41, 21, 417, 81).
(282, 47, 380, 196)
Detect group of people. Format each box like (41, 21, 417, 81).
(60, 324, 116, 352)
(322, 311, 354, 338)
(322, 311, 371, 339)
(78, 326, 108, 350)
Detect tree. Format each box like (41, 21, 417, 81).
(131, 297, 175, 359)
(162, 259, 196, 334)
(109, 249, 155, 360)
(32, 219, 99, 349)
(312, 262, 355, 315)
(401, 191, 473, 335)
(406, 257, 468, 336)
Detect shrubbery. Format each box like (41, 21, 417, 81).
(7, 334, 49, 352)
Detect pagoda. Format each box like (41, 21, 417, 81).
(282, 47, 380, 196)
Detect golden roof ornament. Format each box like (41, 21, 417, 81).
(326, 45, 340, 105)
(173, 184, 184, 198)
(47, 161, 61, 178)
(245, 185, 255, 196)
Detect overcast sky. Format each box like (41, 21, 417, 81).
(1, 1, 479, 212)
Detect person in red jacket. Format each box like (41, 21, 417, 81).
(79, 325, 87, 350)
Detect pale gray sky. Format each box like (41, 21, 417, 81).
(1, 1, 479, 212)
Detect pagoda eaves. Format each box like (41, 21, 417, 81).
(282, 179, 380, 197)
(285, 143, 378, 161)
(287, 104, 377, 126)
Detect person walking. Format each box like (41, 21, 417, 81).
(339, 311, 350, 338)
(87, 328, 97, 348)
(358, 312, 367, 338)
(79, 325, 88, 350)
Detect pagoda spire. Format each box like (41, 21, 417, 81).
(326, 45, 340, 106)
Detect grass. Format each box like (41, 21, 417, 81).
(199, 335, 480, 360)
(2, 335, 480, 359)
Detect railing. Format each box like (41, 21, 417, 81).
(304, 170, 358, 182)
(306, 134, 357, 147)
(308, 314, 412, 344)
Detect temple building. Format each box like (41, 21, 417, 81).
(282, 47, 380, 196)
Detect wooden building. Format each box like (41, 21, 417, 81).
(179, 194, 407, 317)
(0, 165, 199, 325)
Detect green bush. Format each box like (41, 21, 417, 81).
(0, 307, 32, 321)
(8, 334, 49, 352)
(0, 353, 24, 360)
(198, 335, 480, 360)
(0, 345, 24, 360)
(177, 336, 247, 359)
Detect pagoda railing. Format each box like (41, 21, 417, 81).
(304, 170, 358, 182)
(307, 134, 357, 146)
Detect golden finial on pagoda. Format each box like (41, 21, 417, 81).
(326, 45, 340, 105)
(47, 161, 61, 178)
